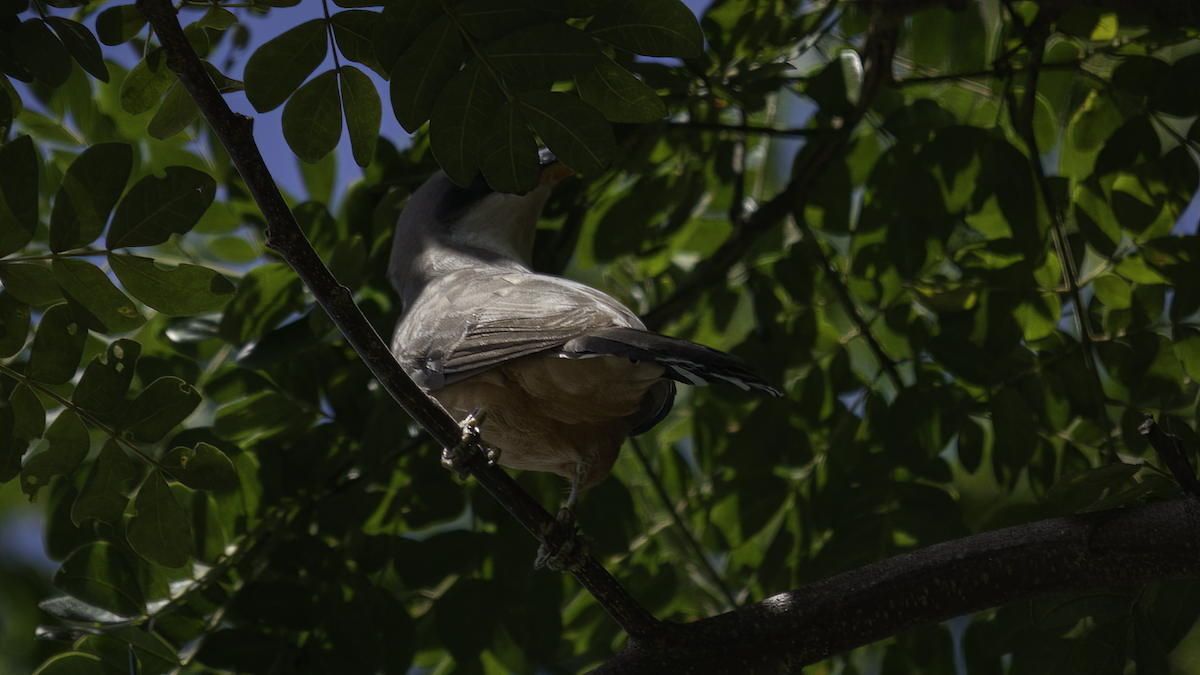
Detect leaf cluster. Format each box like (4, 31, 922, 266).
(2, 1, 1200, 674)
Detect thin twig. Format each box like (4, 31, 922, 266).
(628, 437, 738, 609)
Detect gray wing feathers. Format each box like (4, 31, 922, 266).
(561, 327, 781, 396)
(394, 271, 644, 388)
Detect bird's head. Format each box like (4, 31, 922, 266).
(388, 156, 572, 304)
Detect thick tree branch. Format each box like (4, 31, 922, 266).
(594, 497, 1200, 673)
(135, 0, 662, 642)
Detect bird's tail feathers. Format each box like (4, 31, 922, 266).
(561, 328, 781, 397)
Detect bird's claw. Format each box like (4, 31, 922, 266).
(440, 406, 497, 479)
(534, 507, 592, 571)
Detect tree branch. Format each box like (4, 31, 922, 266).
(594, 497, 1200, 673)
(135, 0, 662, 642)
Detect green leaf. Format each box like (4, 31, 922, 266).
(586, 0, 703, 58)
(990, 388, 1038, 480)
(52, 541, 145, 617)
(119, 48, 176, 115)
(106, 166, 216, 249)
(161, 443, 239, 490)
(244, 19, 328, 113)
(73, 338, 141, 414)
(390, 16, 462, 133)
(51, 258, 146, 335)
(0, 135, 38, 257)
(49, 142, 133, 252)
(485, 24, 602, 84)
(197, 5, 238, 31)
(332, 10, 386, 78)
(31, 652, 108, 675)
(12, 19, 73, 87)
(282, 69, 343, 164)
(71, 440, 137, 527)
(214, 391, 305, 441)
(0, 262, 62, 306)
(46, 17, 108, 83)
(21, 408, 89, 502)
(25, 303, 87, 384)
(516, 90, 613, 176)
(0, 403, 19, 483)
(576, 57, 667, 123)
(340, 66, 381, 167)
(117, 376, 202, 443)
(479, 101, 541, 193)
(429, 60, 503, 186)
(373, 0, 442, 73)
(108, 254, 236, 316)
(1012, 292, 1060, 342)
(127, 469, 192, 568)
(454, 0, 560, 40)
(147, 82, 201, 140)
(218, 263, 306, 345)
(1093, 274, 1131, 310)
(95, 5, 147, 46)
(9, 383, 45, 445)
(0, 292, 31, 358)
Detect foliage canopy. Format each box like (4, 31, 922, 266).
(2, 0, 1200, 673)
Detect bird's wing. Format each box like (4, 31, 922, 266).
(562, 327, 782, 397)
(393, 270, 644, 389)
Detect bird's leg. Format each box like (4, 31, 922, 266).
(534, 461, 592, 571)
(440, 406, 498, 479)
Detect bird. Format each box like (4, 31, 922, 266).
(388, 157, 781, 534)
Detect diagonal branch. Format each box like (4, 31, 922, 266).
(135, 0, 662, 642)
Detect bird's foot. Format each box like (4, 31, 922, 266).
(440, 406, 498, 479)
(534, 507, 592, 572)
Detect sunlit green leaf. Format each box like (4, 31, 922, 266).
(119, 48, 175, 114)
(108, 254, 236, 316)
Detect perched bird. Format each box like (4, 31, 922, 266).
(388, 158, 780, 520)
